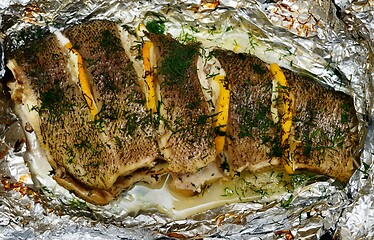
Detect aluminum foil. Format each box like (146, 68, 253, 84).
(0, 0, 373, 239)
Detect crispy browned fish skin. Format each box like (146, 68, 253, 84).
(147, 33, 217, 174)
(213, 50, 282, 173)
(284, 69, 359, 183)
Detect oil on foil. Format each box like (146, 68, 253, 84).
(0, 0, 373, 239)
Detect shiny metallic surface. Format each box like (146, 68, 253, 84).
(0, 0, 372, 239)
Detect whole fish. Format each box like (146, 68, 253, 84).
(5, 20, 359, 205)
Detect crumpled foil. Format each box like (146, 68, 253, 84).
(0, 0, 373, 239)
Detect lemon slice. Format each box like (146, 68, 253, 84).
(64, 42, 99, 120)
(269, 63, 294, 174)
(213, 75, 230, 154)
(142, 41, 157, 113)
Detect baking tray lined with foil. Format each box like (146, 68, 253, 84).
(0, 0, 373, 239)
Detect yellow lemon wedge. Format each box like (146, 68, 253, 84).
(142, 41, 157, 113)
(269, 63, 294, 174)
(213, 75, 230, 154)
(64, 42, 99, 120)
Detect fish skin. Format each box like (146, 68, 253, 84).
(62, 20, 161, 189)
(283, 68, 359, 183)
(8, 33, 116, 203)
(147, 33, 217, 174)
(213, 50, 283, 173)
(6, 21, 360, 205)
(9, 32, 105, 183)
(213, 50, 359, 183)
(7, 20, 161, 204)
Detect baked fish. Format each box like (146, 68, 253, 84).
(5, 20, 359, 205)
(213, 50, 359, 183)
(7, 20, 161, 204)
(147, 33, 217, 175)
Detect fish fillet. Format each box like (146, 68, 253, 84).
(147, 33, 218, 174)
(7, 20, 161, 204)
(213, 50, 359, 183)
(212, 50, 283, 173)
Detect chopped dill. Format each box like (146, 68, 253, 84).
(98, 29, 123, 53)
(159, 41, 199, 87)
(220, 187, 234, 197)
(36, 80, 75, 123)
(145, 20, 165, 34)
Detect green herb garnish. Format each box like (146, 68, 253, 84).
(221, 187, 234, 197)
(160, 41, 199, 87)
(145, 20, 165, 34)
(98, 29, 123, 53)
